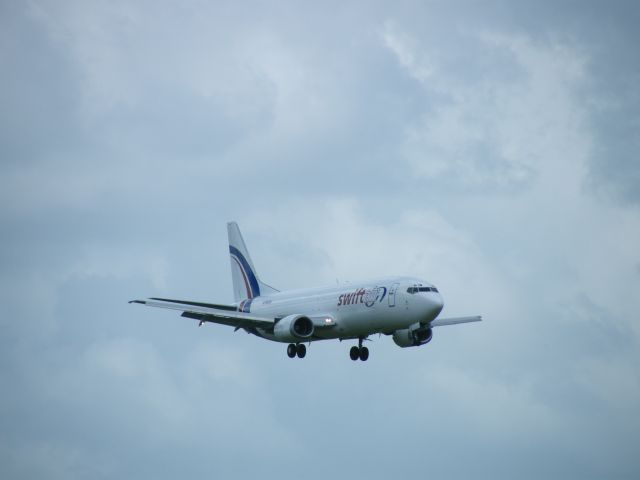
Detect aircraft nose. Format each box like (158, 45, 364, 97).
(432, 293, 444, 317)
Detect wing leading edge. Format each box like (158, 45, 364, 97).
(430, 315, 482, 327)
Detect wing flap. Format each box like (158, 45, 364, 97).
(430, 315, 482, 327)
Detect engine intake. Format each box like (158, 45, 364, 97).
(273, 314, 315, 342)
(392, 324, 433, 348)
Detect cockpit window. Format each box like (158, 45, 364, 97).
(407, 286, 439, 294)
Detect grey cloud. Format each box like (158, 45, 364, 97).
(589, 101, 640, 204)
(0, 3, 84, 166)
(503, 0, 640, 205)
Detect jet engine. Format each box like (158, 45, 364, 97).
(273, 314, 315, 342)
(392, 323, 433, 348)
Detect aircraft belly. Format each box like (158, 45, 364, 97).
(336, 305, 409, 336)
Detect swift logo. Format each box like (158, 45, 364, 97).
(338, 286, 387, 307)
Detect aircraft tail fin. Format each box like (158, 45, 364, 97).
(227, 222, 279, 302)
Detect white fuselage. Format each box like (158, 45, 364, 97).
(242, 276, 444, 342)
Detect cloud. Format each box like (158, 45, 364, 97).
(2, 1, 640, 479)
(383, 25, 590, 192)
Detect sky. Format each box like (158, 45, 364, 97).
(1, 0, 639, 478)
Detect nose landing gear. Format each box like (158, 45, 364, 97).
(349, 337, 369, 361)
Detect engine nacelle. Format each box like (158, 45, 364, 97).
(392, 324, 433, 348)
(273, 314, 315, 342)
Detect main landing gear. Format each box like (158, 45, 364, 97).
(349, 337, 369, 361)
(287, 343, 306, 359)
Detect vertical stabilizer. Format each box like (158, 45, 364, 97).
(227, 222, 279, 303)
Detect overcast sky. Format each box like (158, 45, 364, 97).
(1, 1, 639, 478)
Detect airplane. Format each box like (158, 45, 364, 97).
(130, 222, 481, 361)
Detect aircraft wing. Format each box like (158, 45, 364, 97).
(430, 315, 482, 327)
(129, 297, 276, 331)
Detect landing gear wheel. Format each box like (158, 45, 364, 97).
(350, 346, 360, 361)
(359, 346, 369, 361)
(296, 343, 306, 358)
(287, 343, 297, 358)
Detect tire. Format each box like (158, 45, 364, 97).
(359, 346, 369, 361)
(349, 346, 360, 361)
(287, 343, 297, 358)
(296, 343, 307, 358)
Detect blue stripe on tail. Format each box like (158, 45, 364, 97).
(229, 245, 261, 298)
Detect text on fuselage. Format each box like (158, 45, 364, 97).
(338, 286, 387, 307)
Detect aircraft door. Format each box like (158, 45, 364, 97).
(388, 283, 399, 307)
